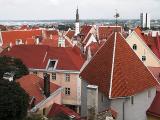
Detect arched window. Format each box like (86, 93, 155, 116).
(133, 44, 137, 50)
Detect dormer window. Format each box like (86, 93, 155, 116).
(47, 59, 58, 70)
(133, 44, 137, 50)
(16, 39, 23, 45)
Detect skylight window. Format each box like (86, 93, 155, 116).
(47, 59, 58, 70)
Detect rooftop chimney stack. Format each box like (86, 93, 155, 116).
(87, 85, 98, 120)
(43, 73, 50, 97)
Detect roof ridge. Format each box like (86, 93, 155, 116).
(109, 32, 117, 98)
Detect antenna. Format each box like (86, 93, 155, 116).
(114, 9, 120, 32)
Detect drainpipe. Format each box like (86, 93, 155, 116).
(122, 97, 129, 120)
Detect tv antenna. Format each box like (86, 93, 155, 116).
(114, 9, 120, 27)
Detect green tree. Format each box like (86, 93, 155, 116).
(0, 56, 29, 80)
(25, 114, 44, 120)
(0, 79, 29, 120)
(49, 113, 73, 120)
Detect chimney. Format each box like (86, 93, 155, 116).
(43, 73, 50, 97)
(87, 85, 98, 120)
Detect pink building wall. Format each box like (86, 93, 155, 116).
(31, 71, 81, 107)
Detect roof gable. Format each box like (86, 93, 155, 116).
(80, 32, 158, 98)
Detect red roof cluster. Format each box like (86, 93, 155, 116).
(80, 32, 158, 98)
(134, 27, 160, 59)
(98, 26, 122, 40)
(48, 103, 81, 119)
(86, 41, 104, 56)
(1, 29, 60, 48)
(1, 30, 42, 47)
(147, 91, 160, 118)
(0, 45, 85, 70)
(17, 74, 60, 105)
(80, 25, 92, 42)
(65, 30, 75, 40)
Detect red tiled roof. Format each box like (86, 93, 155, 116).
(1, 30, 42, 47)
(80, 25, 92, 41)
(48, 103, 81, 119)
(86, 42, 104, 56)
(98, 26, 122, 40)
(147, 91, 160, 118)
(41, 38, 59, 47)
(80, 32, 158, 98)
(0, 45, 85, 70)
(44, 30, 59, 39)
(17, 74, 60, 105)
(65, 39, 73, 47)
(82, 33, 92, 45)
(65, 30, 75, 39)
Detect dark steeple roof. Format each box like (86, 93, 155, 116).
(76, 6, 79, 22)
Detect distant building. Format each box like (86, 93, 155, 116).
(140, 13, 151, 29)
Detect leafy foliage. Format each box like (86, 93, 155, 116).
(0, 56, 29, 80)
(49, 113, 71, 120)
(25, 114, 44, 120)
(0, 79, 29, 120)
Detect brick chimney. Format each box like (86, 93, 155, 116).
(43, 73, 50, 97)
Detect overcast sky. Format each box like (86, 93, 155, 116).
(0, 0, 159, 20)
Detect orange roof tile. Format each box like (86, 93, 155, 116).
(98, 26, 122, 40)
(48, 103, 81, 119)
(1, 30, 42, 47)
(0, 45, 85, 71)
(17, 74, 60, 105)
(80, 32, 158, 98)
(147, 91, 160, 118)
(65, 30, 75, 39)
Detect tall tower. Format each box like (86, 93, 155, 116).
(140, 13, 150, 29)
(75, 7, 80, 36)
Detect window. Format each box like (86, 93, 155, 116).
(65, 88, 71, 95)
(48, 60, 56, 70)
(65, 74, 70, 82)
(101, 94, 105, 102)
(43, 108, 46, 115)
(131, 96, 134, 105)
(52, 73, 56, 80)
(142, 56, 146, 61)
(148, 90, 151, 98)
(133, 44, 137, 50)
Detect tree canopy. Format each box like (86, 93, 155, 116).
(0, 56, 29, 80)
(0, 79, 29, 120)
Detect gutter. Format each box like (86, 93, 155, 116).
(29, 68, 80, 74)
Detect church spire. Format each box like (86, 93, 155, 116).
(76, 6, 79, 22)
(75, 6, 80, 36)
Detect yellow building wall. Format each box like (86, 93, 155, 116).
(126, 32, 160, 67)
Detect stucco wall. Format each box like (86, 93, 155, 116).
(81, 80, 111, 117)
(111, 87, 156, 120)
(36, 92, 62, 115)
(126, 32, 160, 67)
(31, 71, 81, 106)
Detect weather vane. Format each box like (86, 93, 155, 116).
(114, 9, 120, 26)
